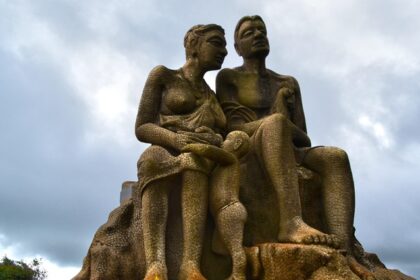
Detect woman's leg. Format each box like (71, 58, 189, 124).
(142, 179, 172, 280)
(179, 170, 209, 280)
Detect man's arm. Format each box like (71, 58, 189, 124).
(288, 77, 311, 147)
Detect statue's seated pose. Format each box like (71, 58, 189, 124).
(74, 17, 414, 280)
(135, 24, 228, 280)
(183, 130, 250, 280)
(216, 15, 373, 279)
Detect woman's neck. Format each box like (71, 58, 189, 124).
(182, 60, 205, 85)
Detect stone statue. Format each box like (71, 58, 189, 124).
(135, 24, 228, 280)
(73, 18, 415, 280)
(215, 15, 369, 279)
(182, 130, 250, 280)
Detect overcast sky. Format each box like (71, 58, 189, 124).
(1, 0, 419, 279)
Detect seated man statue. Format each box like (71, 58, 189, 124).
(216, 15, 373, 279)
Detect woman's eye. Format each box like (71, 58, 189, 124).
(209, 40, 223, 47)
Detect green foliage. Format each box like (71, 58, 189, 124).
(0, 256, 47, 280)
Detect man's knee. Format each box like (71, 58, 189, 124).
(323, 147, 348, 163)
(305, 146, 349, 172)
(260, 113, 288, 130)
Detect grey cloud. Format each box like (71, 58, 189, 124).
(1, 1, 420, 279)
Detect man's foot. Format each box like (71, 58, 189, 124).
(144, 262, 167, 280)
(348, 256, 376, 280)
(278, 216, 339, 248)
(178, 261, 206, 280)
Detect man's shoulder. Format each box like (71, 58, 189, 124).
(267, 69, 298, 83)
(217, 67, 242, 80)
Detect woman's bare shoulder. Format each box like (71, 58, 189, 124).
(147, 65, 179, 82)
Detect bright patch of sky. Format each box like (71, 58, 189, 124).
(1, 0, 419, 278)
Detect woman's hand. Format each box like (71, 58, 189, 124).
(194, 126, 223, 146)
(173, 132, 217, 151)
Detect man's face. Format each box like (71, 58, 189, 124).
(235, 19, 270, 59)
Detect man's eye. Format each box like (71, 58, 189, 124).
(242, 30, 253, 38)
(258, 29, 267, 35)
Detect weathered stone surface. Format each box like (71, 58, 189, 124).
(73, 182, 414, 280)
(73, 16, 415, 280)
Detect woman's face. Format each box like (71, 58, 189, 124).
(196, 29, 228, 71)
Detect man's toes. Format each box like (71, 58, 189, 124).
(332, 236, 341, 248)
(303, 235, 314, 244)
(313, 235, 320, 243)
(319, 235, 327, 244)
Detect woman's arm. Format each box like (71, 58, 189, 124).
(135, 66, 181, 149)
(136, 66, 218, 151)
(182, 144, 237, 165)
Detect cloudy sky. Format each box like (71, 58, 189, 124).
(1, 0, 419, 279)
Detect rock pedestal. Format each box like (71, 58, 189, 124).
(73, 181, 414, 280)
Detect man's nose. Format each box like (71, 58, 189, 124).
(254, 29, 265, 38)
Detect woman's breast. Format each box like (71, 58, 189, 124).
(163, 88, 196, 114)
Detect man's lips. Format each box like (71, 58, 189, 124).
(253, 40, 268, 47)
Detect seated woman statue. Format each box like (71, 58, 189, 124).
(135, 24, 228, 280)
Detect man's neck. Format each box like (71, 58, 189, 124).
(242, 57, 267, 75)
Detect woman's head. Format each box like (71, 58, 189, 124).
(184, 24, 227, 70)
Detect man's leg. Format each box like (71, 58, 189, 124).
(302, 147, 375, 280)
(302, 147, 355, 251)
(257, 113, 337, 246)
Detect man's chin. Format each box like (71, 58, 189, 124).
(247, 49, 270, 59)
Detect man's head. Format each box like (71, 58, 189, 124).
(234, 15, 270, 59)
(222, 131, 250, 158)
(184, 24, 227, 70)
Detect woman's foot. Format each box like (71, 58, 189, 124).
(178, 261, 206, 280)
(278, 216, 340, 248)
(144, 262, 167, 280)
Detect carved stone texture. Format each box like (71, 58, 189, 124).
(73, 182, 414, 280)
(73, 17, 415, 280)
